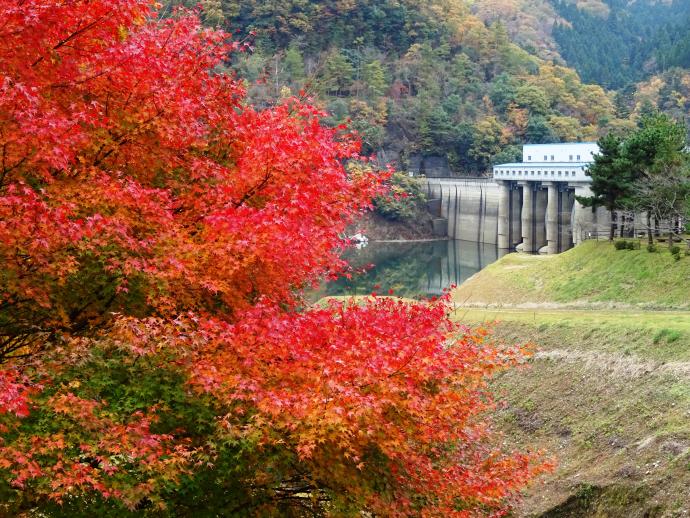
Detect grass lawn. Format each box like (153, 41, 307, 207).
(449, 241, 690, 516)
(453, 240, 690, 308)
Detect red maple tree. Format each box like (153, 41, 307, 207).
(0, 0, 548, 515)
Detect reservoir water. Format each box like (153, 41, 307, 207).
(315, 240, 502, 299)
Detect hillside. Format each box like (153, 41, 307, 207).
(164, 0, 628, 175)
(453, 240, 690, 308)
(469, 0, 690, 125)
(550, 0, 690, 89)
(450, 242, 690, 515)
(486, 313, 690, 516)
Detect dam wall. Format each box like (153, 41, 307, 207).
(427, 178, 501, 244)
(426, 177, 614, 252)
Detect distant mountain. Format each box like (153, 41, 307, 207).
(164, 0, 629, 175)
(550, 0, 690, 90)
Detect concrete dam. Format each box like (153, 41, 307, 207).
(426, 177, 610, 253)
(425, 143, 612, 253)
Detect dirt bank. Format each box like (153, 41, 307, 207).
(347, 211, 438, 241)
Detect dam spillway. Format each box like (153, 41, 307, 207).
(426, 177, 610, 253)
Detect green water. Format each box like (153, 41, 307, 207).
(314, 240, 502, 300)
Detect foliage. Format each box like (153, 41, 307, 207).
(579, 114, 690, 242)
(0, 0, 547, 515)
(576, 134, 632, 240)
(374, 172, 427, 221)
(182, 0, 623, 173)
(627, 114, 690, 244)
(551, 0, 690, 90)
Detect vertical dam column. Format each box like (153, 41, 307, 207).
(510, 187, 522, 248)
(519, 181, 534, 253)
(497, 180, 511, 249)
(534, 186, 548, 251)
(545, 182, 559, 254)
(572, 183, 594, 244)
(560, 189, 574, 252)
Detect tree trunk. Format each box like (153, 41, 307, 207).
(646, 213, 653, 246)
(609, 210, 615, 241)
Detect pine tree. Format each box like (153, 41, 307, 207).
(362, 60, 387, 98)
(577, 133, 634, 240)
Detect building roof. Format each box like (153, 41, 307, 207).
(521, 142, 598, 147)
(493, 162, 591, 168)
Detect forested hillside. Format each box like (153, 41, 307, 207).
(551, 0, 690, 89)
(164, 0, 626, 174)
(632, 68, 690, 122)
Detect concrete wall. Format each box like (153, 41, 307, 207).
(523, 142, 599, 163)
(427, 179, 500, 245)
(427, 179, 583, 252)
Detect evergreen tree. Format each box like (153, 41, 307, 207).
(625, 114, 689, 244)
(362, 60, 387, 98)
(525, 115, 557, 144)
(201, 0, 224, 26)
(321, 50, 354, 95)
(284, 43, 306, 83)
(577, 134, 633, 241)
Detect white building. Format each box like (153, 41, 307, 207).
(489, 142, 607, 254)
(492, 142, 599, 183)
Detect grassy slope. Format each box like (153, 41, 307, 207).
(453, 240, 690, 309)
(450, 242, 690, 516)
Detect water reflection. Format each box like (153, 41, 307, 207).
(315, 240, 501, 299)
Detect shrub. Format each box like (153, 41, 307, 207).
(670, 245, 681, 255)
(614, 240, 628, 250)
(646, 243, 657, 253)
(653, 328, 683, 344)
(374, 172, 427, 221)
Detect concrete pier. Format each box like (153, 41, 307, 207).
(545, 182, 559, 254)
(497, 181, 510, 249)
(534, 187, 548, 251)
(509, 186, 522, 248)
(560, 189, 574, 252)
(572, 184, 594, 244)
(519, 181, 534, 253)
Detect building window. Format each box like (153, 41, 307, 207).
(550, 155, 555, 161)
(528, 155, 531, 161)
(569, 155, 573, 161)
(576, 155, 580, 160)
(544, 155, 547, 160)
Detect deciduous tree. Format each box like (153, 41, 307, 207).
(0, 1, 547, 515)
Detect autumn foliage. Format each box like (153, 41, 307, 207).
(0, 0, 547, 515)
